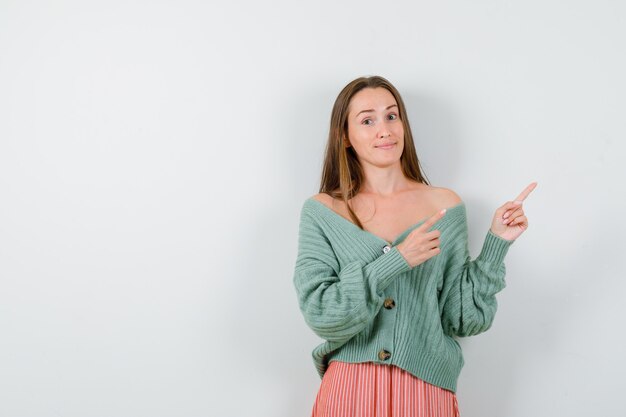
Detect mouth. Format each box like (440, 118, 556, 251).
(375, 142, 397, 150)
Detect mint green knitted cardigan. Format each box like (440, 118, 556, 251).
(292, 197, 515, 393)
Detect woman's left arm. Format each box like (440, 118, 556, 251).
(438, 224, 514, 337)
(439, 182, 537, 337)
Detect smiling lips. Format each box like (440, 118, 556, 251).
(375, 142, 396, 149)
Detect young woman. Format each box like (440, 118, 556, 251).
(293, 75, 536, 417)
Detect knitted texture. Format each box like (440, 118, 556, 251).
(293, 197, 515, 393)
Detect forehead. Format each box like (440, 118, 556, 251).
(349, 87, 397, 114)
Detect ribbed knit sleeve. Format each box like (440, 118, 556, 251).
(439, 217, 515, 337)
(293, 205, 412, 344)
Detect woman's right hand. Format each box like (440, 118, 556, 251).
(396, 208, 447, 268)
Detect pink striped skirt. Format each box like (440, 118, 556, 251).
(311, 361, 460, 417)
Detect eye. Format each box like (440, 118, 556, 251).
(362, 119, 373, 125)
(388, 113, 398, 120)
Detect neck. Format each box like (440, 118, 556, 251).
(359, 162, 411, 197)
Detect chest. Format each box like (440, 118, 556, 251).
(339, 198, 441, 245)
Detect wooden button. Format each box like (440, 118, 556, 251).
(378, 350, 391, 361)
(383, 298, 396, 309)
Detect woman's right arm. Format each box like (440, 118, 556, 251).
(293, 206, 411, 344)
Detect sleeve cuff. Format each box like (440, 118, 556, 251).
(476, 229, 515, 266)
(364, 246, 412, 293)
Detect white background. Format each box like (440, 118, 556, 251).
(1, 1, 625, 416)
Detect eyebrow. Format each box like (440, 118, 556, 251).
(355, 104, 398, 118)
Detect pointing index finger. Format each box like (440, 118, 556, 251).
(514, 182, 538, 202)
(419, 207, 447, 230)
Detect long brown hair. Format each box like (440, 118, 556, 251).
(319, 75, 431, 229)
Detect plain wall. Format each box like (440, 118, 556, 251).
(1, 0, 625, 416)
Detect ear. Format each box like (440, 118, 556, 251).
(343, 136, 351, 148)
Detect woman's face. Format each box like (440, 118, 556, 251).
(345, 87, 404, 168)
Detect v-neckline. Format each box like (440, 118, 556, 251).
(306, 197, 465, 246)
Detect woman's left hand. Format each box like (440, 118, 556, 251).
(490, 182, 537, 241)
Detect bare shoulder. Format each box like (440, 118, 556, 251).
(310, 192, 336, 209)
(311, 192, 330, 203)
(431, 186, 464, 207)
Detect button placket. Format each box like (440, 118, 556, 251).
(378, 273, 396, 365)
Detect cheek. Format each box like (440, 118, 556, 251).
(348, 126, 368, 143)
